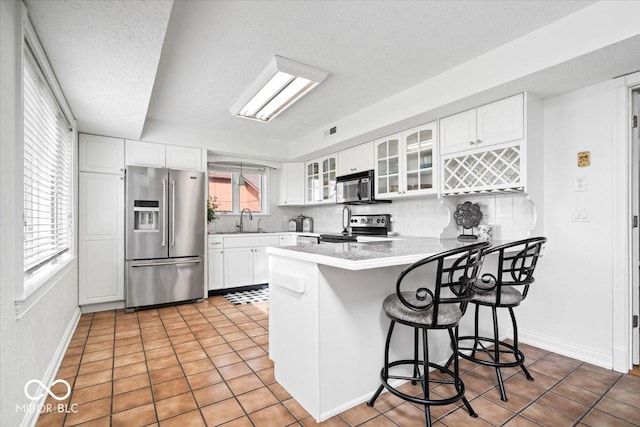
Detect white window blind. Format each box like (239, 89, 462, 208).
(23, 43, 73, 276)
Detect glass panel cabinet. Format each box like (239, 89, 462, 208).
(305, 154, 338, 204)
(374, 121, 437, 199)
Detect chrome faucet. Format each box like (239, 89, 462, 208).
(238, 208, 253, 232)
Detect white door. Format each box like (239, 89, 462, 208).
(338, 142, 374, 175)
(224, 247, 254, 288)
(253, 247, 270, 284)
(374, 134, 402, 198)
(632, 89, 640, 365)
(476, 93, 524, 148)
(125, 140, 166, 167)
(166, 145, 202, 171)
(402, 122, 437, 196)
(78, 173, 125, 304)
(279, 162, 305, 205)
(439, 109, 477, 155)
(79, 134, 124, 174)
(320, 155, 338, 203)
(208, 249, 224, 290)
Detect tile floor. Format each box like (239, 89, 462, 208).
(36, 296, 640, 427)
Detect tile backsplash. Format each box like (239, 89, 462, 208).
(301, 193, 537, 239)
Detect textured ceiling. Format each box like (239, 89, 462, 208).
(24, 0, 173, 139)
(25, 0, 624, 153)
(144, 0, 594, 147)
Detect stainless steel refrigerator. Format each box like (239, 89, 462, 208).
(125, 166, 205, 310)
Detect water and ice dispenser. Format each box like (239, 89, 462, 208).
(133, 200, 159, 232)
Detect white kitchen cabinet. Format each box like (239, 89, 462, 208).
(337, 142, 374, 176)
(224, 247, 255, 288)
(210, 234, 281, 289)
(305, 154, 338, 204)
(440, 92, 541, 195)
(374, 122, 437, 199)
(278, 162, 305, 206)
(440, 93, 524, 156)
(208, 236, 224, 291)
(125, 140, 166, 168)
(78, 172, 125, 305)
(79, 134, 124, 174)
(374, 133, 401, 199)
(279, 234, 297, 246)
(166, 145, 202, 171)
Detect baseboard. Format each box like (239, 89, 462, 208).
(514, 327, 612, 369)
(80, 300, 124, 313)
(22, 307, 81, 427)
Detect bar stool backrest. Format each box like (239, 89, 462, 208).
(396, 242, 490, 324)
(478, 237, 547, 305)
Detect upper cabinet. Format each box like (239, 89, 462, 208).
(440, 93, 524, 156)
(126, 140, 203, 171)
(305, 154, 338, 204)
(278, 162, 305, 206)
(79, 134, 124, 174)
(337, 142, 374, 176)
(374, 122, 438, 199)
(439, 93, 540, 195)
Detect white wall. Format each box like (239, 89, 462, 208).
(516, 79, 618, 367)
(1, 2, 80, 425)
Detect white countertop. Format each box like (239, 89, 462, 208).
(267, 238, 501, 270)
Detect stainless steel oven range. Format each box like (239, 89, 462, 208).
(319, 214, 391, 243)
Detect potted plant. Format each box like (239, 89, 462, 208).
(207, 196, 219, 223)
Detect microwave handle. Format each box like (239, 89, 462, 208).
(357, 179, 362, 201)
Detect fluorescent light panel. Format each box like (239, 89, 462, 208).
(230, 56, 328, 123)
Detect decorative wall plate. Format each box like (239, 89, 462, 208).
(453, 202, 483, 240)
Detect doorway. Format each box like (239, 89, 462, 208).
(631, 88, 639, 365)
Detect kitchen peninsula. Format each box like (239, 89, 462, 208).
(266, 238, 503, 422)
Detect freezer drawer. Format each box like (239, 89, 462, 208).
(126, 257, 204, 309)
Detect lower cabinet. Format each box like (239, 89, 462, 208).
(208, 234, 297, 290)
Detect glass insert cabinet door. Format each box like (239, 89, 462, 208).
(306, 155, 337, 203)
(376, 135, 400, 196)
(306, 161, 321, 202)
(404, 123, 435, 193)
(321, 156, 337, 201)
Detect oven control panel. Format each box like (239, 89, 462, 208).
(350, 215, 390, 227)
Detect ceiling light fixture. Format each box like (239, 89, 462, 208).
(229, 56, 329, 123)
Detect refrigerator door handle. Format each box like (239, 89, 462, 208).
(162, 179, 166, 247)
(131, 259, 202, 268)
(171, 179, 176, 247)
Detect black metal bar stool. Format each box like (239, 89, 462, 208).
(367, 242, 490, 427)
(449, 237, 547, 402)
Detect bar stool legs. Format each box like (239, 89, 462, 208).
(454, 304, 532, 402)
(368, 320, 477, 427)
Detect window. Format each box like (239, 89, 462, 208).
(23, 42, 73, 278)
(208, 165, 268, 214)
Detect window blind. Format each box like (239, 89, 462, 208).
(23, 44, 73, 276)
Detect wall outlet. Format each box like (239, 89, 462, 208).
(574, 175, 587, 192)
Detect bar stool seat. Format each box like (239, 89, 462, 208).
(368, 242, 490, 427)
(471, 285, 523, 306)
(383, 292, 462, 327)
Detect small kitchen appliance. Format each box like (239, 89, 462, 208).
(319, 214, 391, 243)
(336, 170, 391, 204)
(302, 216, 314, 232)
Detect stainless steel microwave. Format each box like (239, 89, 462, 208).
(335, 170, 391, 204)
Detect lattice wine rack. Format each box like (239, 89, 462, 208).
(442, 145, 523, 194)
